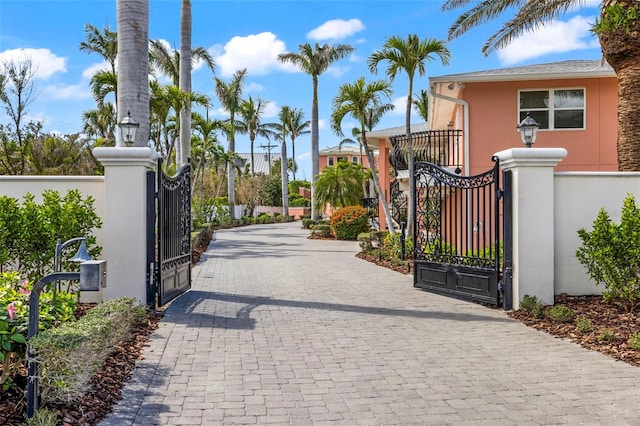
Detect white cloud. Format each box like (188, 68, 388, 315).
(326, 65, 350, 78)
(0, 48, 66, 79)
(307, 19, 365, 41)
(246, 82, 264, 92)
(43, 82, 92, 100)
(318, 119, 326, 130)
(262, 100, 279, 118)
(212, 32, 293, 77)
(392, 97, 407, 116)
(82, 61, 109, 80)
(497, 16, 599, 65)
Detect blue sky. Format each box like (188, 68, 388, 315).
(0, 0, 602, 179)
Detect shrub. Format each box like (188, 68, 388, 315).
(382, 231, 414, 259)
(576, 194, 640, 312)
(23, 407, 59, 426)
(29, 297, 147, 405)
(629, 332, 640, 350)
(289, 194, 311, 207)
(597, 328, 616, 342)
(301, 218, 315, 229)
(330, 205, 370, 240)
(0, 190, 102, 281)
(0, 272, 76, 391)
(520, 294, 544, 318)
(548, 304, 575, 322)
(575, 316, 593, 333)
(310, 224, 332, 238)
(358, 232, 372, 250)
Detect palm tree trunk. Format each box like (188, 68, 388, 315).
(228, 117, 236, 220)
(598, 2, 640, 171)
(250, 135, 255, 176)
(362, 134, 395, 233)
(291, 137, 296, 181)
(116, 0, 149, 147)
(281, 139, 289, 217)
(405, 81, 414, 237)
(311, 76, 319, 220)
(179, 0, 191, 166)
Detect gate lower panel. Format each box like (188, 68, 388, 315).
(414, 261, 499, 305)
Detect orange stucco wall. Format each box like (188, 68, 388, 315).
(460, 77, 618, 175)
(318, 153, 373, 172)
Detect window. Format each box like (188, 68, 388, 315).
(519, 88, 585, 130)
(337, 156, 348, 163)
(352, 156, 358, 164)
(328, 157, 334, 166)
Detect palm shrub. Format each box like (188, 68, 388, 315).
(330, 205, 370, 240)
(576, 194, 640, 312)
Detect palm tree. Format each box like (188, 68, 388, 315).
(284, 107, 310, 181)
(339, 127, 369, 197)
(82, 102, 117, 145)
(272, 106, 293, 217)
(412, 88, 429, 122)
(278, 42, 355, 220)
(79, 23, 118, 77)
(314, 161, 366, 213)
(238, 96, 276, 176)
(442, 0, 640, 171)
(116, 0, 149, 147)
(331, 76, 396, 232)
(215, 68, 247, 219)
(89, 70, 117, 107)
(368, 34, 450, 236)
(179, 0, 192, 167)
(191, 111, 224, 196)
(149, 40, 215, 87)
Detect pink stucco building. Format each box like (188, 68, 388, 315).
(366, 60, 618, 230)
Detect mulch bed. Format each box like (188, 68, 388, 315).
(0, 307, 162, 426)
(508, 294, 640, 367)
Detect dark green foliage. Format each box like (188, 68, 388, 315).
(289, 193, 310, 207)
(288, 179, 310, 195)
(593, 4, 639, 34)
(576, 194, 640, 312)
(0, 190, 101, 281)
(257, 174, 282, 207)
(301, 218, 315, 229)
(330, 205, 370, 240)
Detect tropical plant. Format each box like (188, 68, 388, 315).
(283, 107, 310, 181)
(576, 194, 640, 312)
(314, 161, 366, 213)
(412, 88, 429, 121)
(442, 0, 640, 171)
(331, 76, 396, 233)
(89, 69, 117, 107)
(215, 68, 247, 220)
(191, 111, 225, 196)
(368, 34, 450, 237)
(238, 96, 276, 176)
(82, 102, 117, 145)
(149, 39, 215, 87)
(278, 42, 355, 220)
(79, 23, 118, 77)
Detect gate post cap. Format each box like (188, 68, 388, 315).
(495, 148, 567, 169)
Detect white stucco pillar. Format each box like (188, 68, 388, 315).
(495, 148, 567, 309)
(93, 147, 159, 305)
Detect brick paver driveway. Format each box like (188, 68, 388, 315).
(101, 221, 640, 425)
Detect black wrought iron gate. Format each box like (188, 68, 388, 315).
(413, 157, 511, 308)
(146, 159, 192, 308)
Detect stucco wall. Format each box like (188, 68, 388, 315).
(0, 176, 105, 248)
(464, 77, 618, 175)
(554, 172, 640, 295)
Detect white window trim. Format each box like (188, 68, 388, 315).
(518, 87, 586, 131)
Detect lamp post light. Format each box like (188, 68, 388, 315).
(517, 113, 540, 148)
(53, 237, 92, 303)
(118, 110, 139, 147)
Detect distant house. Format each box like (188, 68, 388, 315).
(236, 152, 281, 175)
(365, 60, 618, 230)
(319, 144, 374, 172)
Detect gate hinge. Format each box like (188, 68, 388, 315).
(497, 189, 504, 199)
